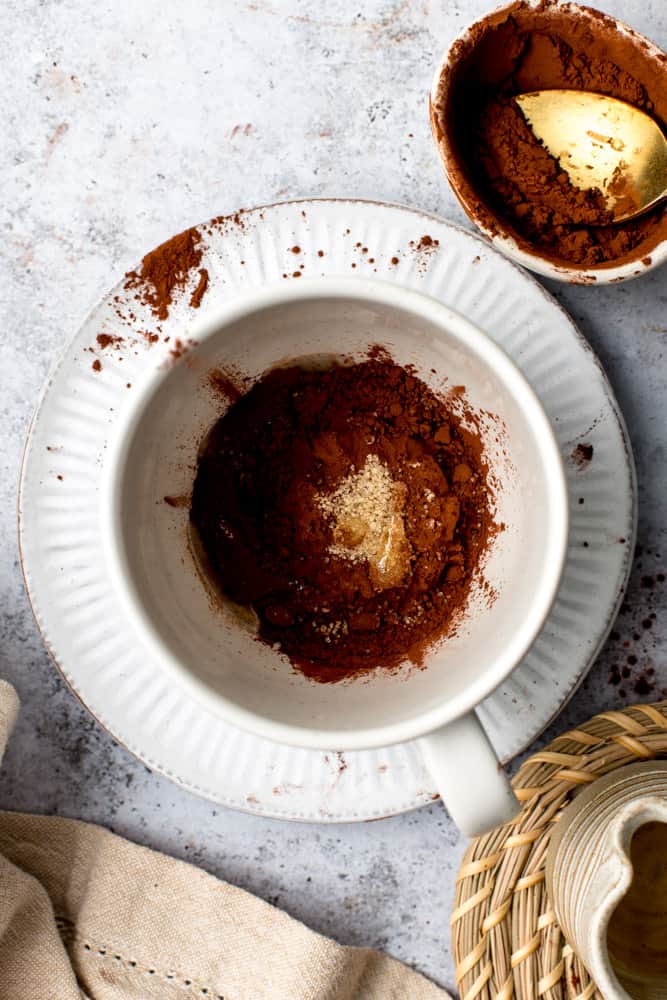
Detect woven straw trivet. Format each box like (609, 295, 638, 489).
(452, 700, 667, 1000)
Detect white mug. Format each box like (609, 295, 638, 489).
(547, 760, 667, 999)
(103, 278, 568, 837)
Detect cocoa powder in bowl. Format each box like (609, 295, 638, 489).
(431, 1, 667, 274)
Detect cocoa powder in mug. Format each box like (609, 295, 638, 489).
(190, 354, 499, 682)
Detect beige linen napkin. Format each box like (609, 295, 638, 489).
(0, 681, 448, 1000)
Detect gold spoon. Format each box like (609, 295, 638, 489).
(514, 90, 667, 223)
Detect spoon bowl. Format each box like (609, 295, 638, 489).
(515, 90, 667, 223)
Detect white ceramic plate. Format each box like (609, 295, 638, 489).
(19, 200, 636, 822)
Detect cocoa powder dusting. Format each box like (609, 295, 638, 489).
(409, 235, 440, 268)
(435, 2, 667, 267)
(96, 333, 123, 350)
(125, 226, 207, 320)
(189, 268, 209, 309)
(208, 368, 245, 403)
(163, 495, 190, 508)
(606, 544, 667, 701)
(191, 354, 498, 682)
(168, 338, 197, 362)
(571, 442, 594, 469)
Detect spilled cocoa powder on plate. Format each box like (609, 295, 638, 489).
(125, 226, 210, 320)
(571, 442, 594, 469)
(190, 351, 500, 682)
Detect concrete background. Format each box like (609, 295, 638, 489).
(1, 0, 666, 992)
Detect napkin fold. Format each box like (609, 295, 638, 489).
(0, 681, 447, 1000)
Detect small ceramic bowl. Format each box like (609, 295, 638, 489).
(430, 0, 667, 284)
(102, 276, 568, 835)
(547, 760, 667, 999)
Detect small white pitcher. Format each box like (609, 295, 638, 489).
(546, 760, 667, 1000)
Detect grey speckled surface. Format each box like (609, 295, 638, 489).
(1, 0, 666, 993)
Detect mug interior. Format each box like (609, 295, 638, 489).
(106, 280, 566, 748)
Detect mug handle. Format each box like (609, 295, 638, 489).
(418, 711, 519, 837)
